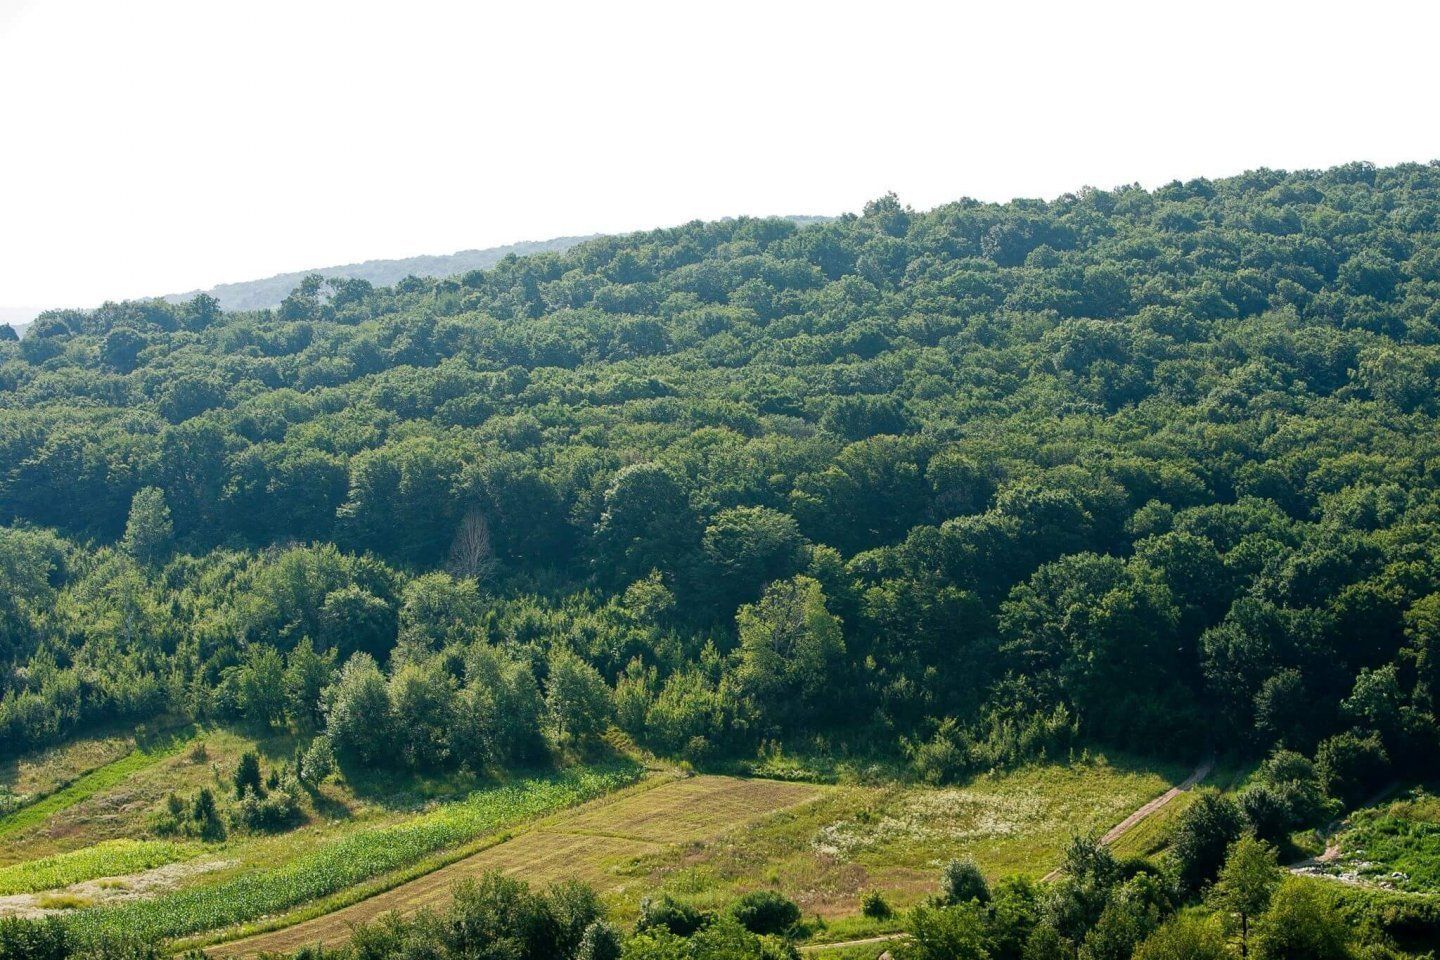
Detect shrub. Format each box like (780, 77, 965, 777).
(233, 751, 263, 799)
(637, 895, 710, 937)
(731, 890, 800, 935)
(941, 857, 991, 905)
(861, 890, 893, 920)
(576, 920, 623, 960)
(299, 736, 335, 785)
(0, 917, 71, 960)
(1171, 792, 1243, 893)
(1254, 880, 1351, 960)
(1315, 730, 1391, 808)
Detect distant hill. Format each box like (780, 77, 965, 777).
(165, 235, 599, 312)
(0, 307, 34, 337)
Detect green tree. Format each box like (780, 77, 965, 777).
(122, 487, 173, 567)
(576, 920, 622, 960)
(941, 857, 991, 905)
(284, 638, 336, 728)
(729, 889, 799, 935)
(324, 653, 394, 765)
(388, 658, 458, 770)
(702, 506, 805, 610)
(902, 901, 991, 960)
(731, 575, 846, 732)
(1254, 880, 1352, 960)
(237, 647, 287, 729)
(1314, 731, 1390, 808)
(594, 463, 698, 584)
(1132, 915, 1228, 960)
(1209, 835, 1281, 958)
(545, 650, 615, 749)
(233, 751, 263, 799)
(1171, 792, 1244, 893)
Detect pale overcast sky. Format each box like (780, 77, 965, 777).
(2, 0, 1438, 314)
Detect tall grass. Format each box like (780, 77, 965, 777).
(0, 840, 196, 895)
(68, 764, 640, 944)
(0, 739, 189, 841)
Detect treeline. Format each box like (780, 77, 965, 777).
(4, 162, 1440, 785)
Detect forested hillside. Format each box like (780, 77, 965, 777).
(4, 162, 1440, 805)
(162, 235, 599, 312)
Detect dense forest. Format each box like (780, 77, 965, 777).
(4, 162, 1440, 813)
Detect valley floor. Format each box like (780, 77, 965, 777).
(0, 730, 1202, 955)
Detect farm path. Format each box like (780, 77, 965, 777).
(208, 775, 823, 957)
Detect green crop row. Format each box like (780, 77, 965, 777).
(67, 764, 640, 944)
(0, 839, 197, 895)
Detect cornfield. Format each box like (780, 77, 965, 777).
(66, 764, 639, 944)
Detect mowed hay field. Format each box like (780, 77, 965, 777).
(613, 754, 1193, 926)
(212, 754, 1192, 956)
(210, 776, 826, 957)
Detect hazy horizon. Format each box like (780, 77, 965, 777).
(5, 0, 1440, 317)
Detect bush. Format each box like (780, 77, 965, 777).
(731, 890, 801, 935)
(861, 890, 893, 919)
(299, 736, 335, 785)
(1254, 880, 1351, 960)
(0, 917, 71, 960)
(233, 778, 303, 832)
(1315, 730, 1391, 808)
(233, 751, 263, 799)
(1132, 914, 1228, 960)
(637, 895, 710, 937)
(941, 857, 991, 905)
(1171, 792, 1243, 894)
(576, 920, 623, 960)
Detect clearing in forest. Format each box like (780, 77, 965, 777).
(208, 775, 825, 957)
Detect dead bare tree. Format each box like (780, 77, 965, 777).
(448, 507, 498, 583)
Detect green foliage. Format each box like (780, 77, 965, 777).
(1209, 836, 1282, 954)
(232, 750, 263, 799)
(1171, 793, 1244, 894)
(1315, 731, 1392, 808)
(941, 857, 991, 905)
(902, 901, 991, 960)
(1254, 880, 1353, 960)
(0, 841, 190, 896)
(637, 895, 711, 937)
(67, 766, 636, 943)
(1132, 915, 1228, 960)
(546, 650, 616, 750)
(120, 488, 172, 567)
(6, 161, 1440, 818)
(324, 654, 394, 765)
(0, 917, 71, 960)
(860, 890, 893, 919)
(729, 890, 800, 936)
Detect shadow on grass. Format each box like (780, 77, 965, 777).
(334, 741, 633, 810)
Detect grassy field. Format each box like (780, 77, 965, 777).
(215, 752, 1194, 956)
(65, 765, 639, 944)
(0, 734, 195, 846)
(0, 726, 1203, 955)
(0, 840, 196, 895)
(1324, 788, 1440, 893)
(208, 775, 827, 957)
(614, 752, 1192, 933)
(0, 734, 135, 809)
